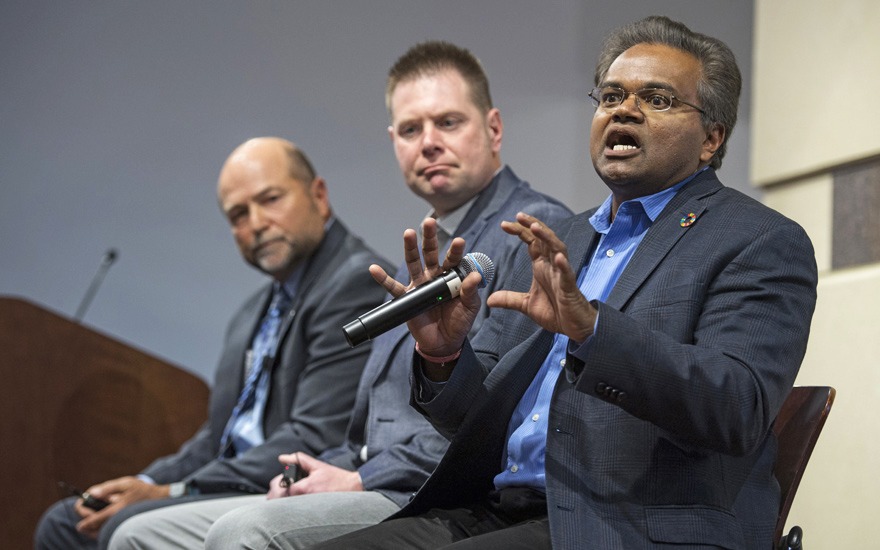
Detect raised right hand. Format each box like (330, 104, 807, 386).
(368, 218, 482, 360)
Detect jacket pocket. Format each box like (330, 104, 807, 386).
(645, 505, 743, 549)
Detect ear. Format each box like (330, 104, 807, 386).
(486, 108, 503, 154)
(700, 122, 725, 164)
(309, 177, 332, 220)
(387, 125, 395, 143)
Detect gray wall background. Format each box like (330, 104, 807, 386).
(0, 1, 754, 383)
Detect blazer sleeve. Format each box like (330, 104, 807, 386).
(569, 216, 818, 456)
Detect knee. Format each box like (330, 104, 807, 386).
(205, 507, 265, 550)
(105, 513, 151, 550)
(34, 498, 84, 550)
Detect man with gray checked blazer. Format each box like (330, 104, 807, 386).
(314, 16, 818, 550)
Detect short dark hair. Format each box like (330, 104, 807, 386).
(386, 41, 493, 116)
(595, 16, 741, 169)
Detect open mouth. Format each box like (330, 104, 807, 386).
(606, 130, 641, 152)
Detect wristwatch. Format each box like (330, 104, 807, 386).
(168, 481, 190, 498)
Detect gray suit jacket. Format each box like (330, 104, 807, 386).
(140, 219, 393, 494)
(320, 166, 572, 507)
(405, 169, 818, 549)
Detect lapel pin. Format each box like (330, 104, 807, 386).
(680, 212, 697, 227)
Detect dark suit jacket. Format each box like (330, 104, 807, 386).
(320, 166, 572, 507)
(404, 169, 818, 549)
(140, 219, 393, 494)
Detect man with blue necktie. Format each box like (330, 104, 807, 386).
(34, 137, 392, 549)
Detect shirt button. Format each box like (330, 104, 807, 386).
(606, 249, 615, 257)
(510, 464, 519, 473)
(560, 358, 566, 367)
(532, 414, 540, 422)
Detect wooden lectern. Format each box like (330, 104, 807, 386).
(0, 297, 210, 549)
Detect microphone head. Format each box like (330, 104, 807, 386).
(105, 248, 119, 263)
(460, 252, 495, 289)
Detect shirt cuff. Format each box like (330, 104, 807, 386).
(567, 311, 600, 361)
(414, 360, 448, 402)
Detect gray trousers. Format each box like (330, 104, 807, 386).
(34, 493, 240, 550)
(107, 491, 399, 549)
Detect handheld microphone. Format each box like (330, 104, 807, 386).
(74, 248, 119, 322)
(343, 252, 495, 347)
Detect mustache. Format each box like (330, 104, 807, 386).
(251, 235, 294, 254)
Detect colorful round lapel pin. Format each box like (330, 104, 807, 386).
(680, 212, 697, 227)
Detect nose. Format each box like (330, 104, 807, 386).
(248, 205, 270, 234)
(420, 123, 443, 157)
(611, 91, 643, 121)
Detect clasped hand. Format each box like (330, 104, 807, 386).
(267, 452, 363, 499)
(73, 476, 168, 538)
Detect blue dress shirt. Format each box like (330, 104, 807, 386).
(494, 172, 702, 491)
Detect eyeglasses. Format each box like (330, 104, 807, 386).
(588, 86, 705, 115)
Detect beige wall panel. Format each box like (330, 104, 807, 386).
(763, 174, 832, 273)
(752, 2, 880, 185)
(787, 264, 880, 546)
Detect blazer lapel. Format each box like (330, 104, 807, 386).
(605, 171, 723, 311)
(273, 220, 347, 361)
(454, 166, 517, 249)
(561, 212, 600, 275)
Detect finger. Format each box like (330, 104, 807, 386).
(76, 505, 113, 534)
(368, 264, 408, 298)
(441, 237, 466, 272)
(295, 453, 319, 472)
(277, 453, 299, 465)
(420, 218, 441, 272)
(552, 250, 576, 281)
(73, 499, 92, 518)
(458, 271, 486, 312)
(402, 228, 427, 286)
(266, 474, 288, 500)
(500, 217, 542, 250)
(486, 289, 529, 313)
(87, 478, 123, 500)
(499, 219, 528, 238)
(520, 214, 564, 252)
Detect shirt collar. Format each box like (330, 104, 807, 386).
(590, 166, 708, 232)
(424, 166, 503, 242)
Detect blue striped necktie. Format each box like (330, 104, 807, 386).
(218, 287, 291, 457)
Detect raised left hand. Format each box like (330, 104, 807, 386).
(487, 212, 597, 343)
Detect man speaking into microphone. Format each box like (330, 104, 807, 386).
(107, 41, 571, 549)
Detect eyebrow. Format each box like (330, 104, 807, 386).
(223, 186, 286, 215)
(599, 80, 681, 94)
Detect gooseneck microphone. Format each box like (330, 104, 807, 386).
(343, 252, 495, 347)
(74, 248, 119, 322)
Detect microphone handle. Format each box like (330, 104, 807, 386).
(343, 268, 462, 346)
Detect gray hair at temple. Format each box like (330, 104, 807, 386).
(385, 40, 493, 117)
(283, 141, 317, 185)
(594, 16, 741, 170)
